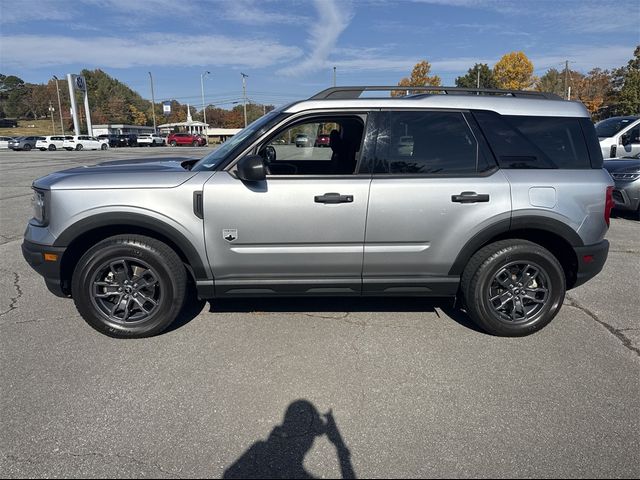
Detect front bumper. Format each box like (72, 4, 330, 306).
(612, 181, 640, 212)
(21, 239, 68, 297)
(572, 240, 609, 289)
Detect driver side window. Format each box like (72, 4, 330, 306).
(259, 116, 365, 175)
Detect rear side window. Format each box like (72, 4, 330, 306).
(473, 111, 592, 169)
(373, 111, 490, 175)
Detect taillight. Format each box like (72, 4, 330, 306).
(604, 186, 614, 227)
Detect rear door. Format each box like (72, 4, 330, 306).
(362, 110, 511, 295)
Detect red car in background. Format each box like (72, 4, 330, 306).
(314, 133, 331, 147)
(167, 132, 207, 147)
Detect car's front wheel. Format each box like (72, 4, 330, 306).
(23, 143, 32, 151)
(101, 144, 107, 150)
(72, 235, 187, 338)
(170, 140, 177, 147)
(75, 144, 83, 151)
(48, 144, 56, 151)
(461, 240, 565, 336)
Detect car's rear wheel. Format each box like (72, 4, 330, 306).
(48, 144, 56, 151)
(72, 235, 187, 338)
(101, 144, 107, 150)
(192, 141, 199, 147)
(461, 239, 565, 336)
(23, 144, 32, 151)
(170, 140, 177, 147)
(76, 144, 83, 151)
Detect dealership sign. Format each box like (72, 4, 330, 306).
(163, 101, 171, 115)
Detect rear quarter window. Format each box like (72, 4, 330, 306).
(473, 111, 594, 169)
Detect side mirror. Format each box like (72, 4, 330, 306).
(236, 155, 266, 182)
(621, 133, 631, 146)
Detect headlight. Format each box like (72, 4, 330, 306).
(31, 188, 47, 225)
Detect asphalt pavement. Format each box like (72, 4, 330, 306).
(1, 147, 638, 478)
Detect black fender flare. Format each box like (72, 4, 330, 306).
(448, 216, 584, 276)
(54, 212, 209, 280)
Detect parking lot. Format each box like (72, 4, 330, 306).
(1, 148, 638, 478)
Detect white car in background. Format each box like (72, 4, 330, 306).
(137, 133, 165, 146)
(0, 136, 14, 149)
(63, 135, 109, 151)
(36, 135, 73, 151)
(596, 116, 640, 159)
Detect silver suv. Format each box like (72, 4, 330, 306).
(22, 86, 613, 338)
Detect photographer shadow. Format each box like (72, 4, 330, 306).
(223, 400, 356, 479)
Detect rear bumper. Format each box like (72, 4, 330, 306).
(21, 240, 68, 297)
(572, 240, 609, 289)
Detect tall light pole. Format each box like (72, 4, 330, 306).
(333, 66, 336, 87)
(48, 102, 55, 134)
(52, 75, 64, 134)
(200, 70, 210, 128)
(148, 72, 157, 133)
(241, 72, 248, 128)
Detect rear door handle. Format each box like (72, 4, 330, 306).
(451, 191, 490, 203)
(314, 192, 354, 204)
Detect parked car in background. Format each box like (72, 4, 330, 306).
(314, 133, 330, 147)
(295, 133, 311, 147)
(36, 135, 73, 151)
(9, 136, 42, 151)
(167, 132, 206, 147)
(0, 118, 18, 128)
(0, 136, 14, 149)
(117, 134, 138, 147)
(137, 133, 165, 146)
(604, 153, 640, 219)
(63, 135, 108, 151)
(596, 116, 640, 159)
(97, 134, 120, 148)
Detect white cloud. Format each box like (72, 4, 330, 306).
(278, 0, 353, 76)
(217, 0, 310, 25)
(0, 34, 302, 69)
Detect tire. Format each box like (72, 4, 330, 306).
(192, 141, 199, 147)
(170, 140, 177, 147)
(40, 148, 47, 151)
(101, 144, 107, 150)
(48, 144, 56, 151)
(76, 144, 83, 151)
(23, 143, 32, 151)
(72, 235, 187, 338)
(460, 239, 566, 337)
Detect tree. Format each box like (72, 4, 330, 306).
(392, 60, 441, 97)
(610, 45, 640, 115)
(493, 52, 535, 90)
(536, 68, 565, 97)
(455, 63, 497, 89)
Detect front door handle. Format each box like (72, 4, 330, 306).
(451, 191, 490, 203)
(314, 192, 354, 204)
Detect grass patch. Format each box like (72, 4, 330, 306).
(0, 119, 67, 137)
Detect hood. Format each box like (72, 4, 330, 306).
(603, 158, 640, 172)
(33, 158, 200, 190)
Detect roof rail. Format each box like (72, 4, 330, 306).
(309, 86, 563, 101)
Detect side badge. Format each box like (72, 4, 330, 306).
(223, 229, 238, 242)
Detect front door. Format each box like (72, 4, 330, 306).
(203, 113, 373, 296)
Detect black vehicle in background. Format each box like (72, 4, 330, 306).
(97, 134, 120, 148)
(117, 134, 138, 147)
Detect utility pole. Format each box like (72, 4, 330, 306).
(148, 72, 157, 133)
(564, 60, 569, 100)
(333, 66, 337, 87)
(49, 101, 55, 134)
(52, 76, 64, 134)
(477, 66, 480, 88)
(200, 70, 210, 129)
(241, 73, 248, 128)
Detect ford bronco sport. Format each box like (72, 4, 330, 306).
(23, 86, 613, 338)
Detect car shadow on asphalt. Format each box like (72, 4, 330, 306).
(165, 292, 485, 335)
(222, 399, 356, 479)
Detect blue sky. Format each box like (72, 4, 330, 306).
(1, 0, 638, 110)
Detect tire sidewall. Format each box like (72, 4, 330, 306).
(72, 240, 184, 338)
(471, 246, 565, 336)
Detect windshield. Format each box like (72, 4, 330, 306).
(595, 117, 638, 138)
(192, 110, 283, 171)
